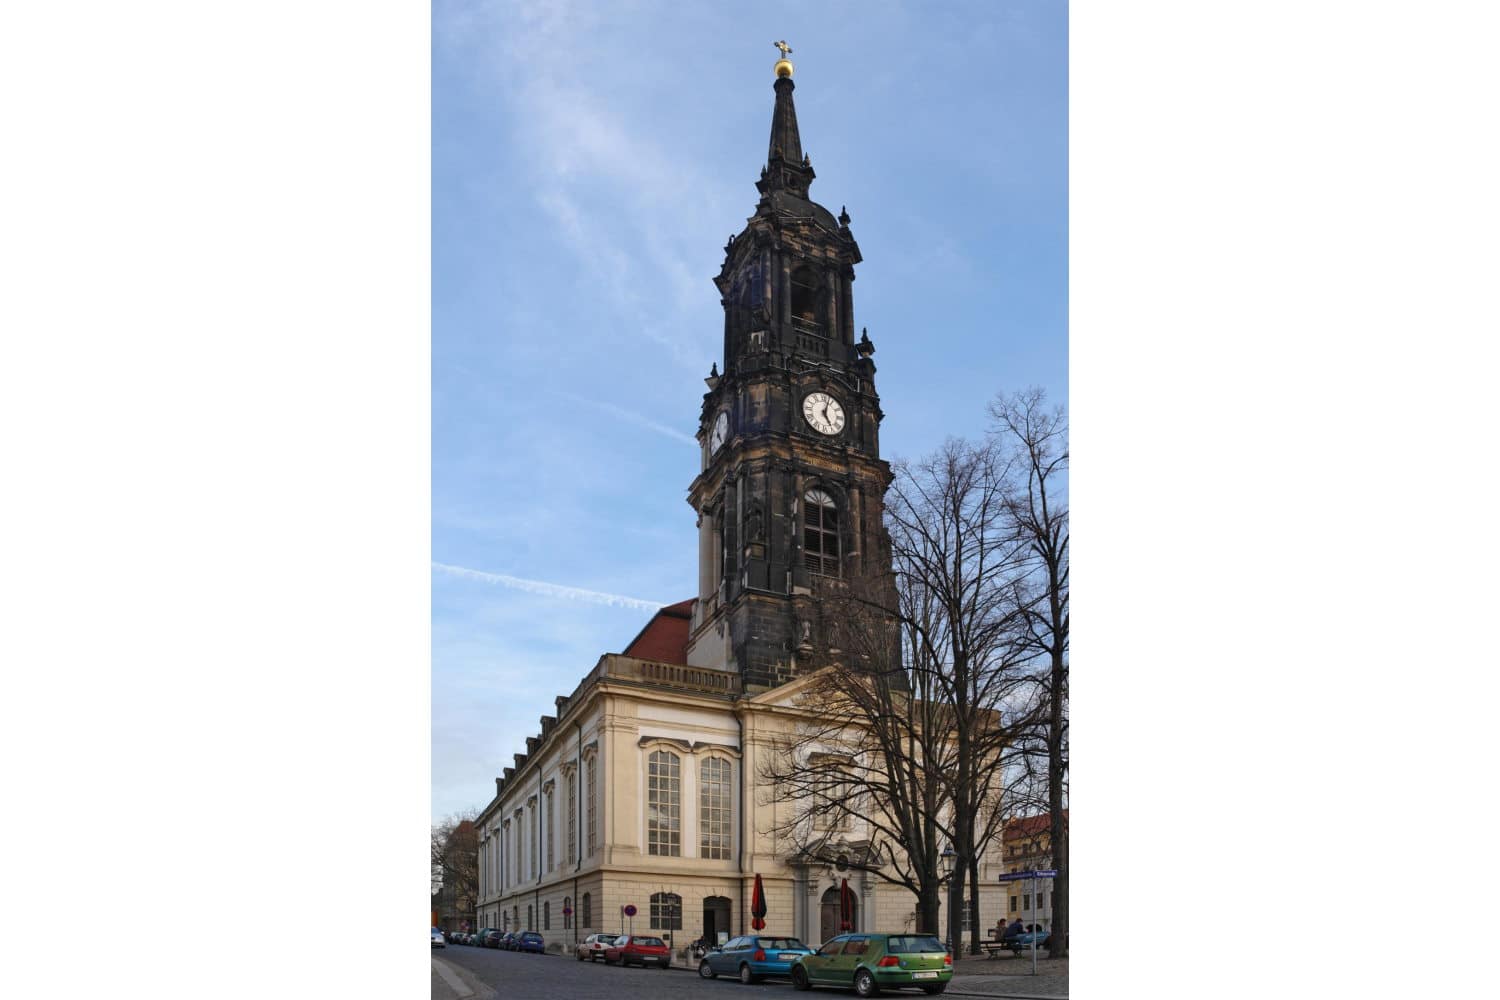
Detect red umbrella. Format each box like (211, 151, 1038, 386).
(750, 873, 767, 931)
(839, 878, 854, 931)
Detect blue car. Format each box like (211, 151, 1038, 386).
(516, 932, 545, 954)
(698, 935, 815, 984)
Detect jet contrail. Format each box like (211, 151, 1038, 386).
(432, 561, 668, 612)
(559, 392, 698, 446)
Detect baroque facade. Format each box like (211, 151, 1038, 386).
(474, 54, 1004, 955)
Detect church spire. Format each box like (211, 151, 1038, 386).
(767, 74, 803, 166)
(759, 42, 814, 199)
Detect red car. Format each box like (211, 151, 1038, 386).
(604, 934, 672, 969)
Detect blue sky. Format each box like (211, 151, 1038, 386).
(432, 0, 1067, 822)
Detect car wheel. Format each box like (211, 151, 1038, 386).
(791, 965, 811, 992)
(854, 968, 880, 997)
(700, 959, 717, 979)
(662, 960, 670, 969)
(740, 963, 757, 984)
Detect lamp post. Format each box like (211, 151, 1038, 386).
(940, 845, 957, 954)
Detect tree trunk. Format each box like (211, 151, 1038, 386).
(917, 880, 942, 936)
(1047, 648, 1067, 958)
(966, 854, 983, 955)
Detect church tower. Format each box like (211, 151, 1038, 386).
(686, 51, 896, 691)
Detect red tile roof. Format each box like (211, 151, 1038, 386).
(1003, 811, 1068, 841)
(621, 599, 695, 665)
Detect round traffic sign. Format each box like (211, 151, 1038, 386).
(623, 904, 637, 917)
(562, 905, 573, 915)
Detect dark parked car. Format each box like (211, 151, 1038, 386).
(699, 935, 815, 983)
(604, 934, 671, 969)
(498, 931, 518, 950)
(790, 933, 952, 996)
(481, 929, 502, 948)
(516, 931, 545, 954)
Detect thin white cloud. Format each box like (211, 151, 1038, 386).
(558, 391, 697, 446)
(432, 561, 668, 612)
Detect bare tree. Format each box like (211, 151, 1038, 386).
(431, 810, 481, 931)
(989, 388, 1068, 958)
(758, 570, 956, 936)
(762, 436, 1047, 947)
(885, 438, 1046, 955)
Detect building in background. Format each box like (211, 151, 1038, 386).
(1001, 812, 1067, 930)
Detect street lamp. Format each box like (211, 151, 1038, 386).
(940, 845, 957, 953)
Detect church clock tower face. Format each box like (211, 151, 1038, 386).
(709, 411, 729, 453)
(802, 392, 845, 435)
(684, 51, 897, 691)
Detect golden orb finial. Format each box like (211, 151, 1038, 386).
(773, 39, 794, 78)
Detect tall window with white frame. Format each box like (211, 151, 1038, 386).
(545, 788, 555, 872)
(567, 771, 577, 865)
(646, 749, 681, 856)
(586, 756, 598, 857)
(699, 757, 732, 859)
(803, 488, 841, 576)
(529, 803, 538, 880)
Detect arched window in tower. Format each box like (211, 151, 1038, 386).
(790, 265, 823, 332)
(804, 488, 841, 577)
(646, 749, 682, 856)
(582, 891, 592, 929)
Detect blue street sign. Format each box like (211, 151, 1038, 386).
(996, 869, 1057, 881)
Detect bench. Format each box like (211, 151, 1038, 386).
(979, 933, 1042, 958)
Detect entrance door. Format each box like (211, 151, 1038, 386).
(819, 887, 858, 943)
(703, 895, 732, 944)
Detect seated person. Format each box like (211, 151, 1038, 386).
(1002, 918, 1026, 941)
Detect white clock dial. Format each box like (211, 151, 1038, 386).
(709, 411, 729, 453)
(802, 392, 846, 436)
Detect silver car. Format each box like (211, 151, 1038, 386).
(575, 932, 612, 961)
(431, 927, 446, 948)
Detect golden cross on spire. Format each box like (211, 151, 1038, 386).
(773, 40, 792, 58)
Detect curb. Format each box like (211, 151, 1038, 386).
(431, 955, 479, 999)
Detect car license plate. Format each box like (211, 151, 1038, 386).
(913, 971, 939, 979)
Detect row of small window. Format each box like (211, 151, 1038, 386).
(646, 751, 734, 858)
(499, 893, 593, 932)
(1008, 843, 1046, 856)
(1008, 894, 1053, 912)
(493, 891, 685, 933)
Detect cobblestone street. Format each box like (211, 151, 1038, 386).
(433, 945, 1068, 999)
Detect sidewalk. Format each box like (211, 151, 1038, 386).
(431, 954, 493, 1000)
(945, 952, 1068, 998)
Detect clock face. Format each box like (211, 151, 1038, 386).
(709, 411, 729, 453)
(802, 392, 846, 436)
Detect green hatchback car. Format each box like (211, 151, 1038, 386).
(790, 933, 953, 996)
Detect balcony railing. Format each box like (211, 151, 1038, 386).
(790, 315, 826, 336)
(593, 654, 742, 697)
